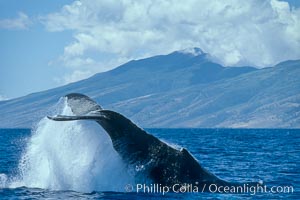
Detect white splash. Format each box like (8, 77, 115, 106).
(0, 173, 8, 188)
(9, 98, 134, 192)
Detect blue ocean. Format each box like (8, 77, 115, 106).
(0, 127, 299, 199)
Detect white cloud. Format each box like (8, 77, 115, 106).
(43, 0, 300, 83)
(0, 12, 32, 30)
(0, 95, 9, 101)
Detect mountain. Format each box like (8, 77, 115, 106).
(0, 48, 299, 128)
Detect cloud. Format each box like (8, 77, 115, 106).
(0, 95, 9, 101)
(43, 0, 300, 82)
(0, 12, 32, 30)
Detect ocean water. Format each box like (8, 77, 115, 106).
(0, 127, 299, 199)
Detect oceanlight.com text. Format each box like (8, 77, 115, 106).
(124, 183, 294, 195)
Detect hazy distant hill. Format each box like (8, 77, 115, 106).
(0, 48, 299, 128)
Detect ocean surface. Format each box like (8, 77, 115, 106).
(0, 127, 299, 199)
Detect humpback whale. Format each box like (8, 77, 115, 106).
(48, 93, 259, 191)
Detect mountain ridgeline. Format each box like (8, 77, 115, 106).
(0, 48, 299, 128)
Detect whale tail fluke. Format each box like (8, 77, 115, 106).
(47, 93, 105, 121)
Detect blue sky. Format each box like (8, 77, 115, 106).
(0, 0, 300, 99)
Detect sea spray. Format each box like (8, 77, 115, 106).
(0, 173, 8, 188)
(10, 98, 134, 192)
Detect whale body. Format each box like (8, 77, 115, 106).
(48, 93, 259, 190)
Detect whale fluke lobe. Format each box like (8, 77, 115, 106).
(48, 93, 260, 190)
(65, 93, 102, 115)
